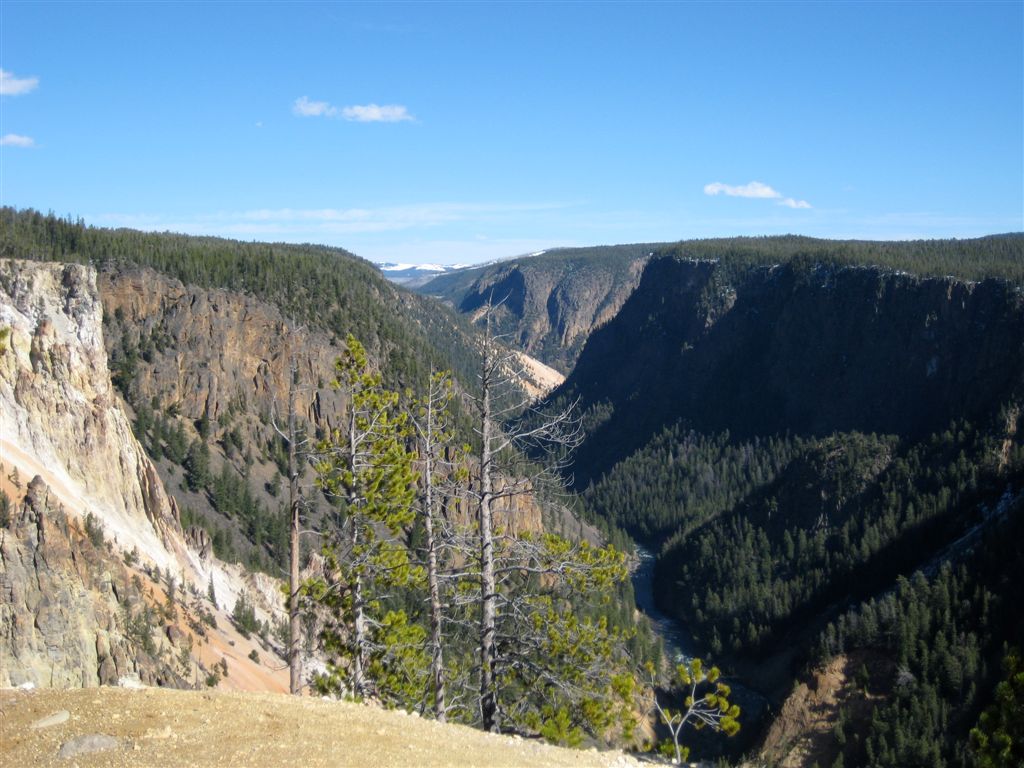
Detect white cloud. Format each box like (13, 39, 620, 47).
(362, 238, 572, 266)
(293, 97, 414, 122)
(0, 69, 39, 96)
(705, 180, 812, 209)
(293, 96, 338, 117)
(780, 198, 812, 209)
(93, 202, 568, 239)
(341, 104, 414, 123)
(704, 181, 782, 199)
(1, 133, 35, 147)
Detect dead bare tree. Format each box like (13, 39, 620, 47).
(268, 349, 315, 695)
(408, 368, 465, 721)
(468, 302, 585, 733)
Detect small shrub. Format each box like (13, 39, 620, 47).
(232, 590, 259, 639)
(124, 606, 156, 655)
(84, 511, 105, 547)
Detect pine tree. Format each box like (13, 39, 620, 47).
(648, 658, 741, 765)
(308, 336, 420, 701)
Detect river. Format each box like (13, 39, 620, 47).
(631, 545, 693, 663)
(631, 544, 770, 756)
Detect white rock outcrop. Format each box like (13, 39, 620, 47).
(0, 260, 263, 615)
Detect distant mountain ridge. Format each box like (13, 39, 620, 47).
(373, 261, 470, 287)
(418, 234, 1024, 375)
(418, 244, 660, 373)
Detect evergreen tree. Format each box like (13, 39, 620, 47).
(184, 439, 211, 492)
(308, 336, 420, 701)
(971, 650, 1024, 768)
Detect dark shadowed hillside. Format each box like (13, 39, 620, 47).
(546, 238, 1024, 766)
(563, 255, 1024, 483)
(420, 234, 1024, 377)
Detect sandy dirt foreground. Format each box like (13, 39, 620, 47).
(0, 687, 644, 768)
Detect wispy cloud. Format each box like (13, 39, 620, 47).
(0, 69, 39, 96)
(293, 96, 338, 117)
(705, 180, 811, 209)
(704, 181, 781, 199)
(341, 104, 413, 123)
(780, 198, 812, 209)
(93, 202, 568, 238)
(1, 133, 35, 147)
(293, 96, 414, 122)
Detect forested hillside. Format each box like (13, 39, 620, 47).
(5, 207, 1023, 763)
(0, 207, 483, 392)
(421, 234, 1024, 376)
(0, 208, 492, 580)
(562, 253, 1024, 485)
(0, 213, 672, 754)
(548, 237, 1024, 766)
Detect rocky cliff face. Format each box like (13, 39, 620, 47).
(0, 260, 287, 688)
(96, 265, 549, 541)
(420, 246, 652, 373)
(97, 264, 553, 433)
(0, 477, 188, 688)
(562, 257, 1024, 483)
(97, 266, 347, 434)
(0, 260, 190, 574)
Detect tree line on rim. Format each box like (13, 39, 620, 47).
(274, 313, 740, 756)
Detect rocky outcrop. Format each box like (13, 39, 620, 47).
(753, 651, 893, 768)
(96, 265, 549, 540)
(0, 260, 191, 574)
(420, 247, 651, 373)
(0, 476, 188, 688)
(97, 266, 347, 433)
(0, 260, 286, 680)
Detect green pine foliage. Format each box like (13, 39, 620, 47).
(815, 499, 1024, 768)
(657, 422, 1021, 659)
(231, 589, 260, 639)
(583, 424, 804, 542)
(970, 650, 1024, 768)
(307, 336, 424, 705)
(650, 658, 741, 765)
(656, 233, 1024, 287)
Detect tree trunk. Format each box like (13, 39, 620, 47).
(479, 338, 498, 732)
(348, 403, 367, 698)
(287, 359, 302, 695)
(423, 389, 447, 720)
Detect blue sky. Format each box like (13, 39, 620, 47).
(1, 1, 1021, 265)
